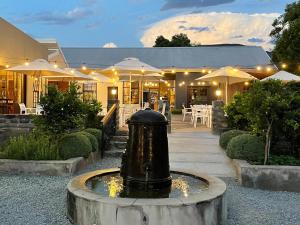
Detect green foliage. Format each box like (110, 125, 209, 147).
(219, 130, 247, 149)
(58, 133, 92, 160)
(171, 108, 182, 114)
(269, 155, 300, 166)
(0, 133, 59, 160)
(33, 82, 85, 134)
(84, 99, 103, 129)
(84, 128, 102, 151)
(271, 1, 300, 74)
(153, 33, 200, 47)
(78, 131, 98, 152)
(226, 134, 265, 164)
(224, 93, 250, 130)
(154, 35, 171, 47)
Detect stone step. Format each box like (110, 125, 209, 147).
(115, 130, 129, 136)
(104, 149, 124, 158)
(111, 135, 128, 142)
(110, 141, 127, 149)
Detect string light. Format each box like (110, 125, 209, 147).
(208, 70, 212, 74)
(24, 59, 29, 66)
(91, 71, 95, 75)
(171, 69, 176, 74)
(141, 68, 145, 73)
(202, 82, 206, 85)
(197, 82, 201, 85)
(256, 66, 262, 71)
(190, 82, 194, 86)
(53, 62, 58, 68)
(281, 63, 287, 69)
(81, 65, 87, 70)
(70, 70, 75, 74)
(114, 71, 118, 75)
(212, 81, 218, 86)
(184, 71, 189, 75)
(244, 81, 249, 86)
(266, 67, 272, 72)
(5, 64, 9, 68)
(202, 69, 206, 73)
(233, 68, 238, 72)
(111, 89, 117, 95)
(161, 71, 165, 75)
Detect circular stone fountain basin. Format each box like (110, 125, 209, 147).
(67, 168, 227, 225)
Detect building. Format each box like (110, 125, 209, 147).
(0, 17, 274, 114)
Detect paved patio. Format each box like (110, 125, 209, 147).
(169, 114, 236, 177)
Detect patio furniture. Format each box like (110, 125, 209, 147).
(18, 103, 36, 115)
(182, 104, 192, 122)
(191, 105, 212, 128)
(36, 104, 44, 115)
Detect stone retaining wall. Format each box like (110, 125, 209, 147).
(232, 159, 300, 192)
(0, 152, 101, 176)
(0, 114, 34, 144)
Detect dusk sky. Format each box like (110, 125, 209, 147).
(0, 0, 296, 50)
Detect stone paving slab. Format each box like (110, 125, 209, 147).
(168, 127, 236, 178)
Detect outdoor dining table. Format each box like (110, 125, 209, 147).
(191, 105, 212, 128)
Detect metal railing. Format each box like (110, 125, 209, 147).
(100, 103, 119, 156)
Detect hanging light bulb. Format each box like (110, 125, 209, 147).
(202, 82, 206, 85)
(244, 81, 249, 86)
(197, 82, 201, 85)
(91, 71, 95, 75)
(215, 89, 222, 97)
(171, 69, 176, 74)
(184, 71, 189, 75)
(5, 64, 9, 68)
(71, 69, 75, 74)
(111, 89, 117, 95)
(212, 81, 218, 86)
(114, 71, 118, 75)
(82, 65, 87, 70)
(256, 66, 262, 71)
(112, 67, 115, 72)
(161, 71, 165, 75)
(190, 82, 194, 86)
(24, 59, 29, 66)
(208, 70, 212, 74)
(202, 69, 206, 73)
(266, 67, 272, 72)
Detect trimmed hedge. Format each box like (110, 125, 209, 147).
(79, 131, 98, 152)
(58, 133, 92, 160)
(219, 130, 246, 149)
(226, 134, 265, 163)
(84, 128, 102, 151)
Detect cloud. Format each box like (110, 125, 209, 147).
(15, 7, 92, 25)
(179, 25, 210, 32)
(161, 0, 235, 10)
(141, 12, 279, 50)
(103, 42, 118, 48)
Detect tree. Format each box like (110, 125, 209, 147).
(153, 33, 198, 47)
(271, 1, 300, 74)
(154, 35, 170, 47)
(170, 33, 191, 47)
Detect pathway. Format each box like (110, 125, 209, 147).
(168, 114, 236, 177)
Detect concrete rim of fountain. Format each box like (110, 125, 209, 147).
(67, 168, 226, 205)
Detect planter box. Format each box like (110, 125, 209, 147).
(0, 152, 100, 176)
(232, 159, 300, 192)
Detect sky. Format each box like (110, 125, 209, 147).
(0, 0, 296, 50)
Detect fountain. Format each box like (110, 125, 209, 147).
(67, 109, 227, 225)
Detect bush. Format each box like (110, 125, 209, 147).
(269, 155, 300, 166)
(171, 108, 182, 114)
(78, 131, 98, 152)
(58, 133, 92, 160)
(0, 133, 59, 160)
(84, 128, 102, 151)
(219, 130, 246, 149)
(226, 134, 265, 163)
(84, 99, 103, 129)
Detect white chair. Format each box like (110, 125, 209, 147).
(193, 108, 209, 128)
(36, 104, 44, 115)
(182, 104, 192, 122)
(18, 103, 36, 115)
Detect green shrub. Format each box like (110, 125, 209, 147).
(269, 155, 300, 166)
(226, 134, 265, 163)
(0, 133, 59, 160)
(219, 130, 246, 149)
(58, 133, 92, 160)
(84, 99, 103, 129)
(171, 108, 182, 115)
(78, 131, 98, 152)
(84, 128, 102, 151)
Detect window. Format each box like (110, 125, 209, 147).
(83, 83, 97, 103)
(123, 81, 139, 104)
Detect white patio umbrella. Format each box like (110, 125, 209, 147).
(89, 72, 112, 83)
(102, 57, 162, 105)
(261, 70, 300, 82)
(5, 59, 69, 77)
(45, 68, 94, 81)
(196, 66, 257, 104)
(5, 59, 71, 100)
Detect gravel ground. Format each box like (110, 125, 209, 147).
(0, 157, 300, 225)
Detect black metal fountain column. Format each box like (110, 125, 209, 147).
(120, 108, 172, 198)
